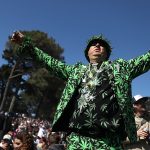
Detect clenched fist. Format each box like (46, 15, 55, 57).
(10, 31, 24, 44)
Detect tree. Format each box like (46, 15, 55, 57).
(0, 30, 65, 119)
(0, 65, 12, 110)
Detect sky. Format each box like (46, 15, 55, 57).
(0, 0, 149, 97)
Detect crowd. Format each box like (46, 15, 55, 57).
(0, 114, 66, 150)
(0, 95, 149, 150)
(0, 95, 150, 150)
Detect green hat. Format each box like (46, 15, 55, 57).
(84, 34, 112, 62)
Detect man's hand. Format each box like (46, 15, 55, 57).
(10, 31, 24, 44)
(137, 129, 149, 139)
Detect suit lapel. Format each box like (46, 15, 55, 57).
(53, 64, 87, 125)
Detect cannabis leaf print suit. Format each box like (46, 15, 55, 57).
(19, 38, 150, 144)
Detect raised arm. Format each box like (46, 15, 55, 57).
(11, 31, 73, 80)
(127, 50, 150, 79)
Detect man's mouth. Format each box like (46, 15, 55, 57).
(94, 49, 101, 52)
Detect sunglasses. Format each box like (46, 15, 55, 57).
(90, 41, 106, 47)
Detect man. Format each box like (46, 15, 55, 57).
(11, 31, 150, 150)
(0, 138, 12, 150)
(124, 95, 150, 149)
(133, 95, 149, 140)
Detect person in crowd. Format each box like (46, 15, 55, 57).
(11, 31, 150, 150)
(0, 138, 13, 150)
(3, 131, 13, 143)
(48, 132, 64, 150)
(13, 132, 35, 150)
(37, 124, 46, 140)
(37, 137, 48, 150)
(124, 95, 150, 149)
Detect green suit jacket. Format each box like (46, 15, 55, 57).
(19, 39, 150, 143)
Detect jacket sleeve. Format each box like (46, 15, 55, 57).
(17, 36, 73, 81)
(127, 50, 150, 79)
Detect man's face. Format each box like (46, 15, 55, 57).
(88, 41, 107, 63)
(133, 103, 146, 116)
(0, 140, 9, 150)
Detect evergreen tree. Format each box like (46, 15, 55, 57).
(0, 30, 65, 119)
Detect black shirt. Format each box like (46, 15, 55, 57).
(69, 63, 126, 138)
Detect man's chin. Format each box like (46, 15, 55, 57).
(94, 56, 105, 60)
